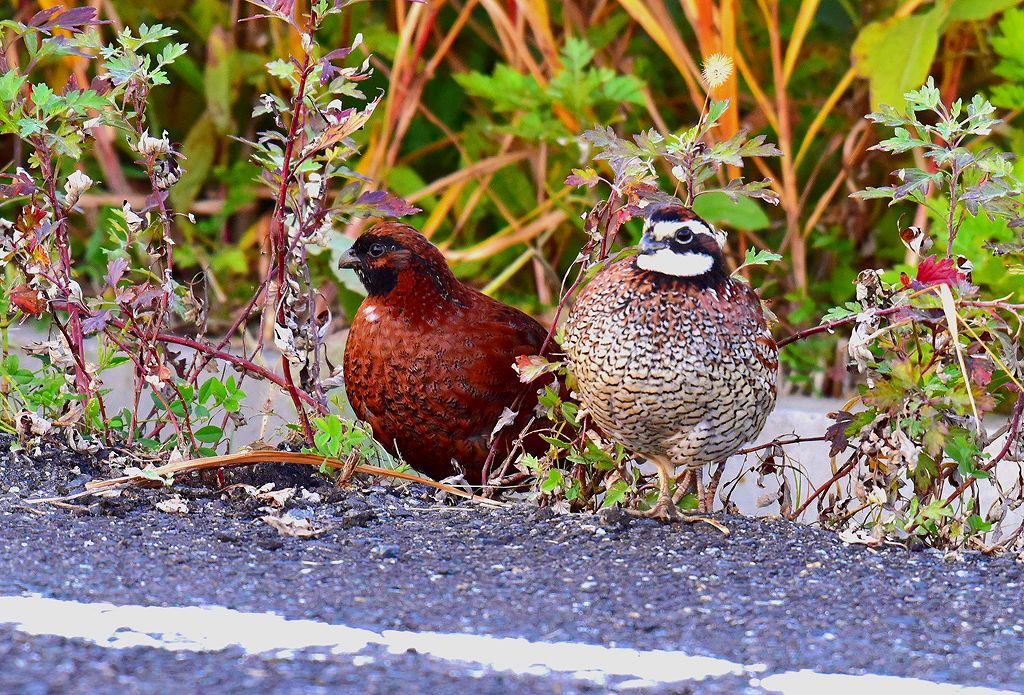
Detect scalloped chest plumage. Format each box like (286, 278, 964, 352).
(562, 258, 778, 468)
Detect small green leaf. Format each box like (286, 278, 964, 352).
(693, 192, 770, 231)
(0, 72, 26, 102)
(602, 480, 629, 507)
(541, 468, 564, 493)
(194, 425, 224, 443)
(743, 248, 783, 266)
(948, 0, 1021, 23)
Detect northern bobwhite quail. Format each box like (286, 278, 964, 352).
(562, 205, 778, 524)
(339, 222, 550, 485)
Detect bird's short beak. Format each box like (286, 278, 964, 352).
(638, 234, 667, 254)
(338, 248, 360, 270)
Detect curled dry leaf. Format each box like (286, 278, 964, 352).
(10, 285, 46, 316)
(956, 255, 974, 281)
(65, 428, 99, 453)
(122, 202, 147, 234)
(489, 407, 517, 443)
(321, 365, 345, 391)
(899, 226, 932, 256)
(135, 129, 171, 157)
(155, 495, 189, 514)
(23, 339, 75, 368)
(855, 270, 887, 308)
(16, 410, 51, 439)
(890, 426, 922, 471)
(847, 311, 880, 376)
(63, 170, 94, 209)
(838, 527, 883, 547)
(825, 411, 856, 457)
(273, 324, 305, 365)
(256, 484, 296, 508)
(513, 354, 560, 383)
(262, 513, 328, 538)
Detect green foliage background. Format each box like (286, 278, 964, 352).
(4, 0, 1024, 392)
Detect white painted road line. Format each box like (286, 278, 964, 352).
(0, 595, 1015, 694)
(756, 671, 1019, 695)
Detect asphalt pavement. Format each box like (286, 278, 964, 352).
(0, 442, 1023, 694)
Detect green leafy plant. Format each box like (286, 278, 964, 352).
(456, 37, 645, 143)
(306, 411, 399, 471)
(1, 3, 414, 465)
(990, 6, 1024, 110)
(784, 78, 1024, 549)
(505, 58, 781, 515)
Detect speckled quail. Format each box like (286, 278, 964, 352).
(562, 205, 778, 524)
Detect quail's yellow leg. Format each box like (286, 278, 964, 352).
(630, 458, 729, 535)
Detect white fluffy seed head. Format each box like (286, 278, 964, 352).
(701, 53, 733, 89)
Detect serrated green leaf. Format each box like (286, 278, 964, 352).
(0, 71, 26, 102)
(602, 480, 629, 507)
(853, 9, 946, 110)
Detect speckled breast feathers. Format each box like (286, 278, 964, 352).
(563, 206, 778, 470)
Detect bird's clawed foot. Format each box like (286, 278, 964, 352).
(629, 495, 730, 535)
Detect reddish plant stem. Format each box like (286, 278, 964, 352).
(50, 305, 324, 412)
(47, 310, 110, 441)
(184, 278, 269, 382)
(268, 49, 315, 442)
(39, 158, 89, 396)
(127, 371, 143, 447)
(127, 140, 180, 442)
(790, 455, 859, 520)
(944, 151, 967, 260)
(905, 394, 1024, 535)
(779, 296, 1024, 350)
(962, 299, 1024, 309)
(480, 195, 619, 485)
(132, 323, 325, 411)
(38, 150, 111, 438)
(776, 305, 905, 349)
(144, 163, 176, 409)
(734, 434, 829, 456)
(198, 194, 332, 420)
(104, 328, 196, 452)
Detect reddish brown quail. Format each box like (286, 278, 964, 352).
(339, 222, 550, 485)
(562, 205, 778, 523)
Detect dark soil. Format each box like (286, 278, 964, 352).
(1, 434, 1023, 694)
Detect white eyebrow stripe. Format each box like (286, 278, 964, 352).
(647, 219, 720, 244)
(648, 221, 684, 241)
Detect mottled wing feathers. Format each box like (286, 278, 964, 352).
(343, 283, 549, 484)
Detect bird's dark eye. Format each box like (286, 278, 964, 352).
(675, 228, 694, 244)
(368, 242, 386, 258)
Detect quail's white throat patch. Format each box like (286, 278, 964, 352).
(637, 249, 714, 277)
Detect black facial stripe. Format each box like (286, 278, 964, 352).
(668, 235, 706, 255)
(353, 236, 403, 256)
(359, 266, 399, 296)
